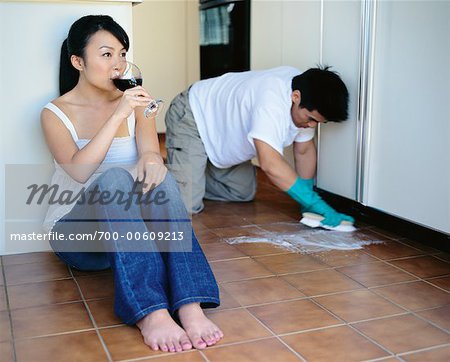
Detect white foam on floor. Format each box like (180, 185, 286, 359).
(224, 224, 385, 254)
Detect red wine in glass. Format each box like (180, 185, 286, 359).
(112, 61, 164, 117)
(113, 78, 143, 91)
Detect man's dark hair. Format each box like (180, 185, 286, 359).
(291, 66, 349, 122)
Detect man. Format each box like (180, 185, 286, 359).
(164, 65, 353, 227)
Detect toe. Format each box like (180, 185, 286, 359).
(174, 341, 183, 353)
(210, 334, 218, 345)
(160, 343, 169, 352)
(180, 337, 193, 351)
(144, 337, 159, 351)
(191, 335, 207, 350)
(204, 333, 215, 346)
(168, 342, 176, 353)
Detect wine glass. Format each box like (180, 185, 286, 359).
(111, 61, 164, 118)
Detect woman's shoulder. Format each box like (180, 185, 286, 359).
(41, 91, 83, 123)
(42, 92, 70, 112)
(41, 93, 75, 129)
(49, 91, 77, 109)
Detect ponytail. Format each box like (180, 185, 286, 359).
(59, 39, 79, 95)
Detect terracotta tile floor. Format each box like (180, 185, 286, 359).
(1, 171, 449, 361)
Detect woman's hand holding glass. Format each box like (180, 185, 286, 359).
(114, 86, 153, 120)
(111, 61, 164, 119)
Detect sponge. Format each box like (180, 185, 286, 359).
(300, 212, 356, 232)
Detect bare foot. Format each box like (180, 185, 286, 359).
(136, 309, 192, 353)
(178, 303, 224, 349)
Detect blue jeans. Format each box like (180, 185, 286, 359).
(51, 167, 220, 325)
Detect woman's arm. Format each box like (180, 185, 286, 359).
(134, 107, 167, 193)
(41, 87, 152, 183)
(135, 106, 161, 157)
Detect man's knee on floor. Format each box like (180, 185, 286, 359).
(239, 185, 257, 202)
(230, 185, 256, 202)
(190, 201, 204, 214)
(206, 181, 256, 202)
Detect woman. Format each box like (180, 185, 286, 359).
(41, 15, 222, 353)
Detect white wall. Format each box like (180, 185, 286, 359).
(317, 0, 360, 200)
(367, 0, 450, 233)
(133, 0, 200, 132)
(251, 0, 322, 168)
(0, 1, 134, 255)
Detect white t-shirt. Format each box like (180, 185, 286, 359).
(189, 66, 315, 169)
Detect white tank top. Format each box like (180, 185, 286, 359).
(42, 102, 139, 232)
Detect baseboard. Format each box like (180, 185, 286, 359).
(317, 188, 450, 253)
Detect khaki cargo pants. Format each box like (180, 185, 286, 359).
(164, 88, 256, 213)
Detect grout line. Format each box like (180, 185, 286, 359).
(208, 256, 252, 263)
(305, 297, 397, 358)
(218, 268, 446, 305)
(403, 309, 450, 335)
(384, 254, 439, 262)
(68, 267, 114, 362)
(362, 287, 450, 335)
(275, 323, 346, 338)
(370, 276, 450, 292)
(7, 298, 87, 312)
(96, 324, 127, 331)
(383, 257, 450, 285)
(1, 259, 18, 362)
(421, 278, 450, 293)
(411, 304, 450, 314)
(117, 349, 202, 362)
(4, 276, 74, 287)
(396, 343, 450, 358)
(222, 292, 309, 308)
(235, 307, 308, 361)
(199, 350, 210, 362)
(432, 254, 450, 264)
(425, 274, 450, 280)
(209, 256, 252, 264)
(202, 335, 308, 362)
(12, 327, 99, 341)
(328, 244, 450, 291)
(331, 254, 448, 291)
(267, 337, 306, 361)
(363, 356, 403, 362)
(366, 228, 405, 242)
(347, 311, 411, 325)
(367, 279, 425, 290)
(362, 264, 449, 316)
(193, 335, 276, 351)
(394, 238, 441, 255)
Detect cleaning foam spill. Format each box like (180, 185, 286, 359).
(224, 223, 384, 254)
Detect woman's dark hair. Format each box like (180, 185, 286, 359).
(59, 15, 130, 95)
(291, 66, 349, 122)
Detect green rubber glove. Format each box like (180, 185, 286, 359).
(287, 177, 355, 227)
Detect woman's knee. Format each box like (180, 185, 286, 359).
(95, 167, 134, 192)
(148, 172, 184, 206)
(156, 171, 179, 192)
